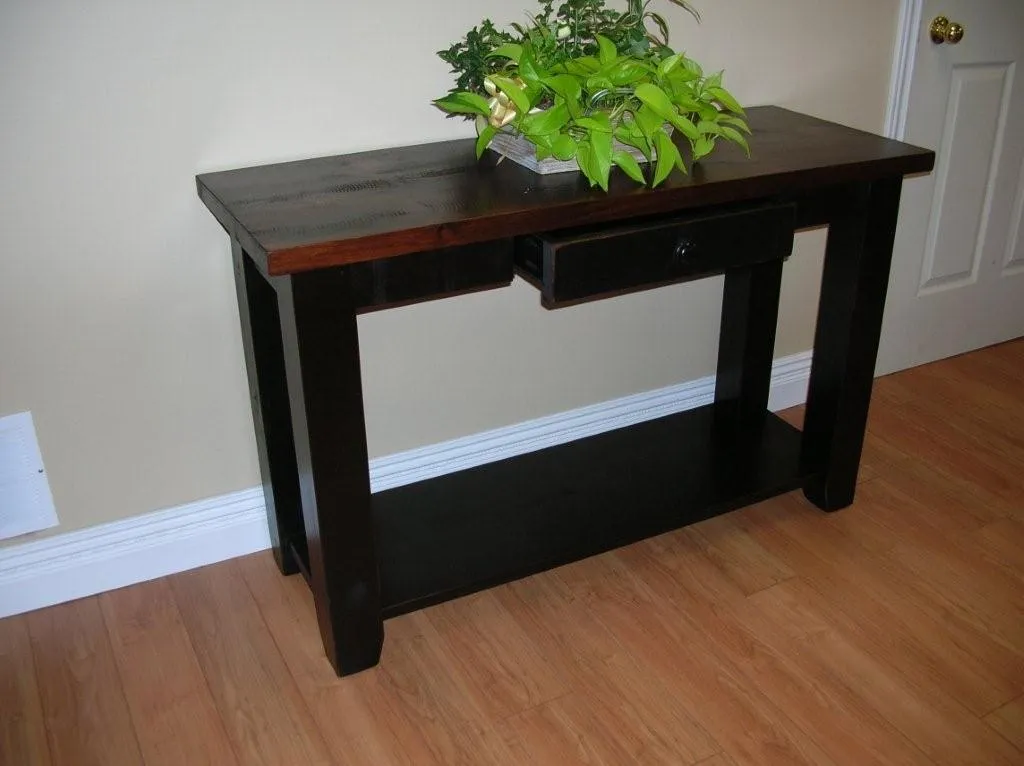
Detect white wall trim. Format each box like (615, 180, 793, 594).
(885, 0, 922, 139)
(0, 487, 270, 618)
(0, 351, 811, 618)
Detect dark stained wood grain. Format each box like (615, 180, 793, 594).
(276, 266, 384, 675)
(197, 107, 934, 275)
(802, 177, 904, 509)
(373, 406, 806, 617)
(233, 238, 306, 576)
(197, 107, 937, 676)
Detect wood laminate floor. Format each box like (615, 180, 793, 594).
(2, 340, 1023, 765)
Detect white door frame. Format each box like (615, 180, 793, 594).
(885, 0, 923, 140)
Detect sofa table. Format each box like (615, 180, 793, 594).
(197, 107, 934, 676)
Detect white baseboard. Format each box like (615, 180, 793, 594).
(0, 351, 811, 618)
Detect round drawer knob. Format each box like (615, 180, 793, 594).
(674, 238, 697, 263)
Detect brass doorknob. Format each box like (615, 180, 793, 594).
(930, 16, 965, 44)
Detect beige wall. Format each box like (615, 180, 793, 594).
(0, 0, 899, 542)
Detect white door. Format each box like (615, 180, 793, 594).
(877, 0, 1024, 374)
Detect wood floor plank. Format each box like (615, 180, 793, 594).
(743, 493, 1024, 717)
(238, 551, 442, 766)
(27, 598, 143, 766)
(0, 615, 52, 766)
(750, 577, 1022, 766)
(882, 365, 1024, 459)
(558, 552, 840, 766)
(974, 518, 1024, 581)
(623, 536, 933, 765)
(685, 514, 795, 596)
(866, 384, 1024, 504)
(498, 569, 720, 765)
(863, 476, 1024, 650)
(694, 755, 738, 766)
(857, 479, 1024, 623)
(984, 695, 1024, 752)
(495, 691, 639, 766)
(99, 578, 239, 766)
(948, 342, 1024, 408)
(869, 449, 1021, 523)
(376, 610, 516, 765)
(871, 454, 1010, 529)
(422, 589, 572, 721)
(170, 559, 333, 766)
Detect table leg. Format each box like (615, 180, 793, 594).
(232, 240, 305, 575)
(276, 266, 384, 676)
(802, 177, 903, 511)
(714, 258, 784, 432)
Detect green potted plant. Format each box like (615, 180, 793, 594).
(434, 0, 750, 191)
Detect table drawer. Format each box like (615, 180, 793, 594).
(515, 203, 795, 307)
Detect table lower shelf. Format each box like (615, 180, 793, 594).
(372, 403, 807, 618)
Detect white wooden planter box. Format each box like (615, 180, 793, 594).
(488, 130, 662, 175)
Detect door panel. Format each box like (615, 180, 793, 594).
(878, 0, 1024, 373)
(1005, 159, 1024, 272)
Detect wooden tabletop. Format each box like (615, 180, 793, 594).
(196, 106, 934, 276)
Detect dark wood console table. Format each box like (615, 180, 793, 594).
(197, 107, 934, 676)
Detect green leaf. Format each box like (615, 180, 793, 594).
(564, 93, 583, 120)
(487, 43, 522, 63)
(719, 114, 751, 134)
(657, 53, 683, 78)
(608, 61, 650, 86)
(681, 57, 703, 77)
(489, 76, 531, 114)
(575, 112, 612, 133)
(576, 140, 600, 189)
(589, 129, 613, 191)
(696, 120, 724, 136)
(433, 92, 491, 118)
(672, 113, 700, 141)
(719, 125, 750, 155)
(634, 83, 676, 120)
(520, 103, 570, 136)
(697, 105, 721, 122)
(672, 93, 702, 112)
(550, 133, 578, 161)
(597, 35, 617, 66)
(518, 46, 543, 84)
(558, 57, 602, 76)
(523, 80, 545, 106)
(614, 126, 652, 162)
(530, 132, 554, 150)
(612, 150, 646, 184)
(708, 86, 745, 115)
(585, 75, 615, 93)
(535, 143, 554, 161)
(653, 129, 685, 187)
(634, 83, 698, 139)
(703, 71, 723, 90)
(542, 74, 582, 103)
(692, 135, 716, 160)
(665, 66, 700, 84)
(635, 106, 663, 140)
(475, 124, 497, 159)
